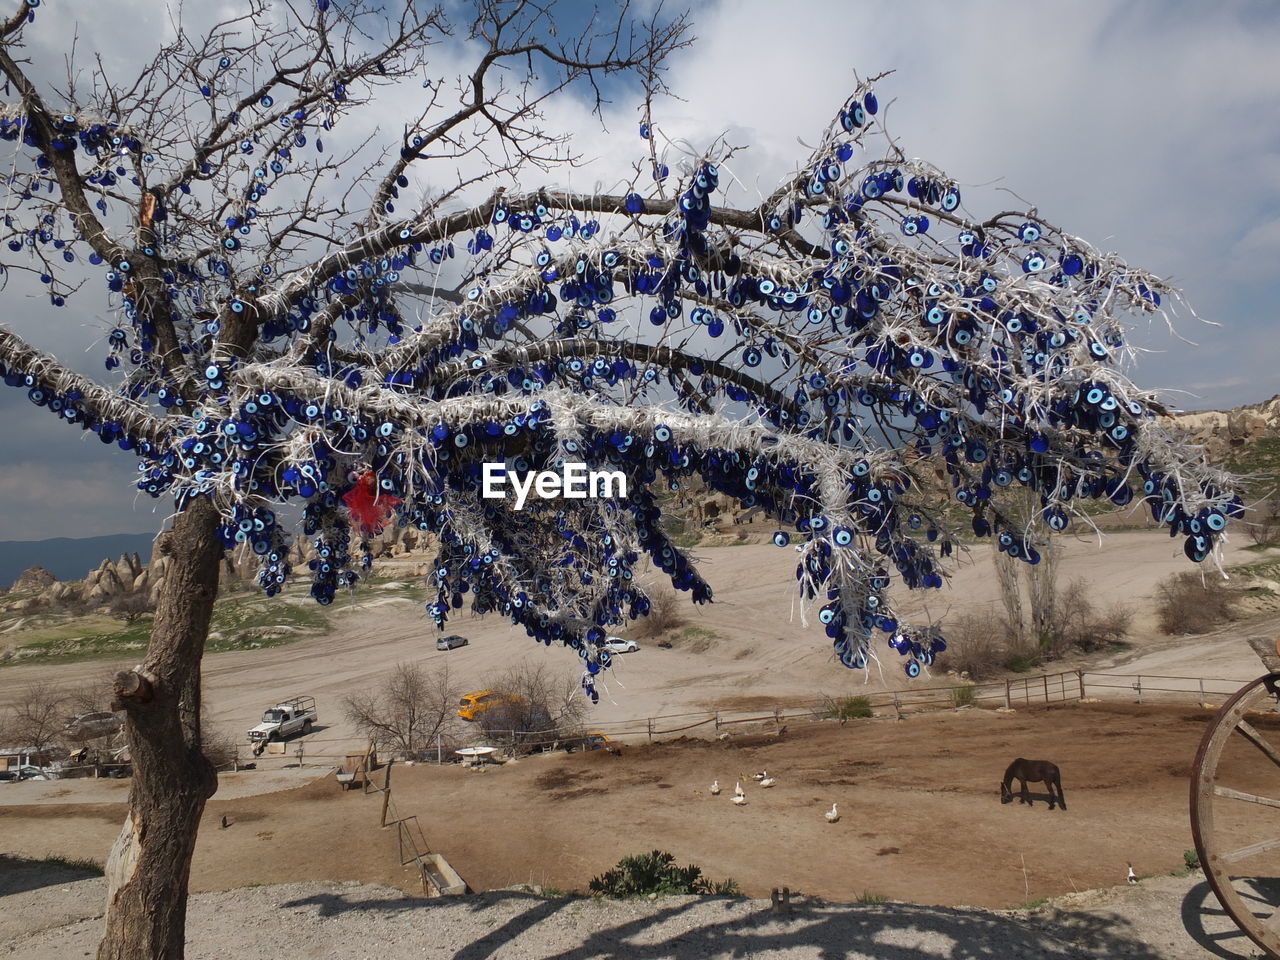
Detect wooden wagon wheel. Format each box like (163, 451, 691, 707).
(1191, 672, 1280, 959)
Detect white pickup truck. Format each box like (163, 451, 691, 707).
(247, 696, 317, 745)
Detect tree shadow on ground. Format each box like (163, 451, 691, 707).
(0, 855, 100, 897)
(282, 887, 1175, 959)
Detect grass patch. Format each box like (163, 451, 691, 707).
(666, 626, 720, 653)
(856, 890, 889, 904)
(821, 695, 874, 721)
(1018, 898, 1050, 910)
(1, 592, 328, 666)
(950, 686, 976, 708)
(1004, 651, 1041, 674)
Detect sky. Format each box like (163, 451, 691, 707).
(0, 0, 1278, 540)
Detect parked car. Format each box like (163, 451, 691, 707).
(63, 711, 123, 742)
(436, 634, 469, 651)
(565, 732, 617, 753)
(247, 695, 317, 744)
(457, 689, 522, 721)
(602, 637, 639, 654)
(15, 764, 50, 781)
(0, 770, 18, 783)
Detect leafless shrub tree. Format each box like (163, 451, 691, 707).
(1246, 500, 1280, 548)
(936, 615, 1014, 681)
(108, 593, 155, 623)
(343, 662, 458, 758)
(477, 661, 587, 754)
(1157, 572, 1237, 635)
(631, 586, 686, 640)
(1052, 579, 1133, 655)
(8, 680, 67, 750)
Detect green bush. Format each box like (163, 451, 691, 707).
(1184, 849, 1201, 871)
(588, 850, 739, 898)
(950, 686, 976, 708)
(822, 695, 873, 721)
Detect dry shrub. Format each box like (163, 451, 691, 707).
(632, 586, 686, 640)
(1052, 579, 1134, 655)
(1246, 500, 1280, 547)
(478, 661, 587, 754)
(203, 728, 239, 769)
(937, 615, 1012, 681)
(1156, 572, 1236, 635)
(109, 593, 155, 623)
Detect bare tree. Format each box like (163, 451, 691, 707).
(478, 661, 587, 753)
(0, 0, 1241, 956)
(343, 661, 457, 757)
(9, 680, 67, 751)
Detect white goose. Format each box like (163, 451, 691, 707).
(734, 781, 745, 799)
(759, 776, 777, 788)
(752, 770, 768, 781)
(732, 791, 748, 806)
(824, 803, 840, 823)
(709, 779, 721, 796)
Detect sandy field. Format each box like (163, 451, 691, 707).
(4, 702, 1272, 913)
(0, 532, 1273, 764)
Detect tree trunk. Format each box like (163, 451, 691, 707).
(992, 544, 1027, 647)
(1027, 536, 1060, 647)
(98, 496, 223, 960)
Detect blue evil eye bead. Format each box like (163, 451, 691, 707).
(904, 659, 921, 678)
(833, 526, 853, 546)
(941, 188, 960, 211)
(654, 424, 672, 442)
(639, 121, 650, 139)
(1018, 222, 1041, 243)
(864, 91, 878, 115)
(743, 347, 762, 367)
(1022, 252, 1045, 273)
(1061, 253, 1085, 276)
(772, 531, 790, 547)
(1205, 511, 1227, 532)
(624, 192, 644, 214)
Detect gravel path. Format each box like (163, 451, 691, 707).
(0, 867, 1262, 960)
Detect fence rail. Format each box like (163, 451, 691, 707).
(178, 669, 1268, 771)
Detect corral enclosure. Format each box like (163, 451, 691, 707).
(0, 702, 1228, 908)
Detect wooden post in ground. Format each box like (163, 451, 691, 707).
(1077, 671, 1085, 701)
(380, 760, 394, 828)
(1199, 677, 1206, 708)
(1004, 680, 1011, 710)
(647, 718, 653, 742)
(892, 691, 901, 721)
(1043, 674, 1049, 706)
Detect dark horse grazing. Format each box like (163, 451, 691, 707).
(1000, 759, 1065, 810)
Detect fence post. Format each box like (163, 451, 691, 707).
(647, 718, 653, 742)
(774, 706, 781, 727)
(1004, 680, 1011, 710)
(436, 733, 442, 765)
(380, 759, 394, 828)
(1077, 671, 1085, 701)
(1199, 677, 1206, 708)
(1135, 677, 1142, 705)
(714, 712, 720, 731)
(892, 691, 901, 721)
(1043, 674, 1049, 706)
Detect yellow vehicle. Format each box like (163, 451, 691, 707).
(456, 690, 522, 722)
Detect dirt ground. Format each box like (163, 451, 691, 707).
(0, 701, 1249, 912)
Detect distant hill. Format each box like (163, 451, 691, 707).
(0, 533, 158, 589)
